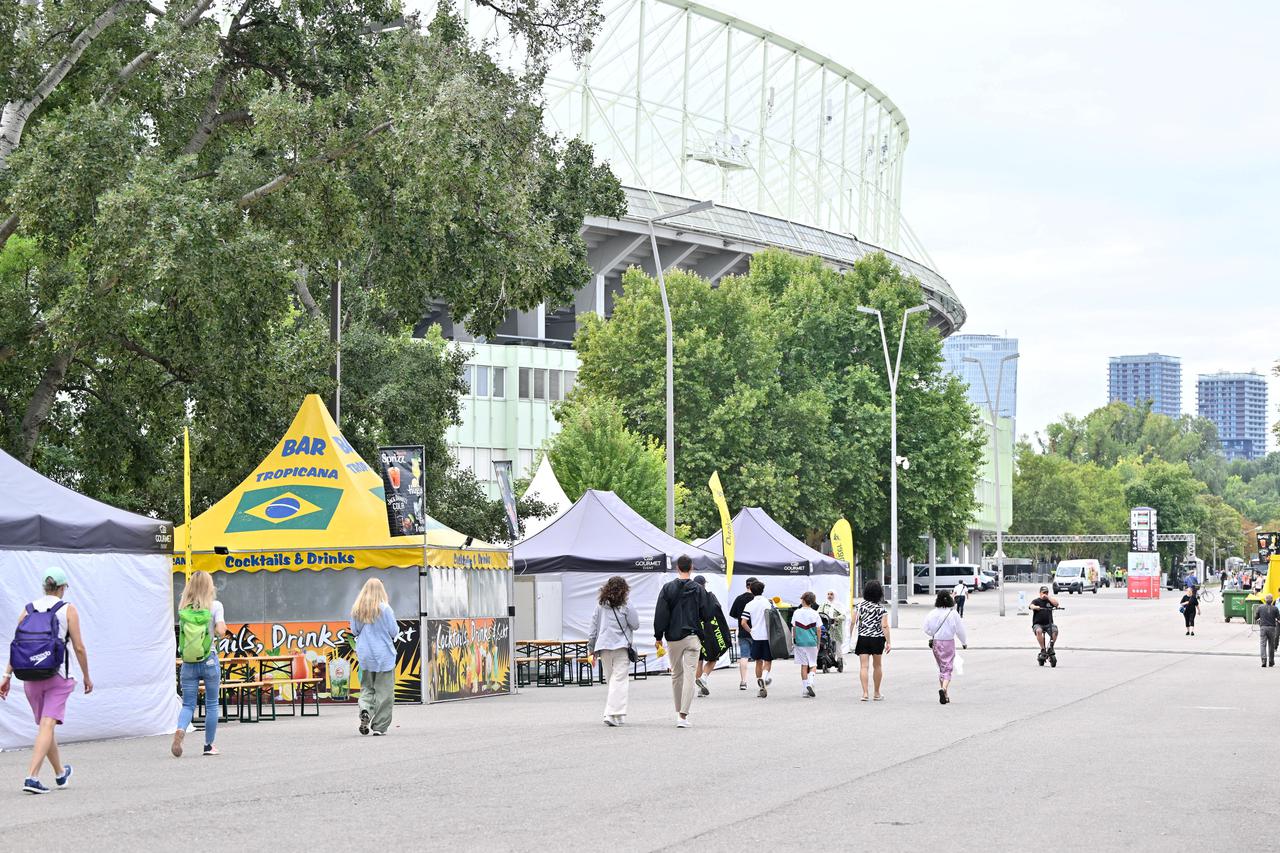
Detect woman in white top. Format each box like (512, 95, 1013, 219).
(923, 590, 968, 705)
(172, 571, 227, 757)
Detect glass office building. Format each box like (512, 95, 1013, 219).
(941, 335, 1018, 422)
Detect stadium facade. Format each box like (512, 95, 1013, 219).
(436, 0, 981, 545)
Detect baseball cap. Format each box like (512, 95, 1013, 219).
(44, 566, 69, 588)
(1039, 585, 1049, 593)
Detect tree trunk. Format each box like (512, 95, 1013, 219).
(0, 0, 135, 169)
(18, 348, 75, 465)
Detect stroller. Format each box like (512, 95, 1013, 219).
(817, 613, 843, 673)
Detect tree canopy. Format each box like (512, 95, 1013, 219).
(0, 0, 622, 540)
(568, 249, 985, 565)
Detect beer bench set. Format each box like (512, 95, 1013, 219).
(176, 656, 322, 724)
(515, 640, 648, 687)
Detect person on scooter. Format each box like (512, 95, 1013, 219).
(1030, 585, 1060, 665)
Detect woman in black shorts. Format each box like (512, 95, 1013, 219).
(852, 580, 891, 702)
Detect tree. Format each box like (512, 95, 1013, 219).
(543, 394, 684, 532)
(0, 1, 623, 525)
(570, 249, 984, 563)
(1116, 457, 1210, 566)
(1194, 494, 1250, 568)
(1009, 441, 1127, 562)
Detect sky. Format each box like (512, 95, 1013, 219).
(725, 0, 1280, 449)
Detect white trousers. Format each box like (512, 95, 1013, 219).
(599, 648, 631, 717)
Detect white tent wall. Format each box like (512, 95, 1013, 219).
(551, 571, 731, 672)
(0, 550, 180, 751)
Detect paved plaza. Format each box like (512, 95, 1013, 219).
(5, 584, 1276, 851)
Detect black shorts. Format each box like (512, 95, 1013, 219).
(854, 636, 886, 656)
(749, 639, 773, 661)
(1033, 623, 1058, 638)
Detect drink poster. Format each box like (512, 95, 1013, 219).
(379, 445, 426, 537)
(493, 460, 519, 540)
(426, 617, 512, 703)
(214, 618, 422, 703)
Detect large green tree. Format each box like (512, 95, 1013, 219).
(569, 249, 984, 564)
(0, 1, 622, 530)
(543, 394, 685, 532)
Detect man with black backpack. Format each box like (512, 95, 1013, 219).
(654, 555, 712, 728)
(2, 566, 93, 794)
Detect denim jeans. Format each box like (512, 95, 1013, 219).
(178, 658, 220, 745)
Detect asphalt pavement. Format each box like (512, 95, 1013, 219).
(4, 583, 1276, 852)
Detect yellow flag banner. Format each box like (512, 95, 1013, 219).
(709, 471, 734, 588)
(183, 427, 192, 578)
(831, 518, 854, 604)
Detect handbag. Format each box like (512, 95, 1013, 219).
(612, 607, 638, 663)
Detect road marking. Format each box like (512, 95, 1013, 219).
(1190, 706, 1240, 711)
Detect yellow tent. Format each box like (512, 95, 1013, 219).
(174, 395, 508, 574)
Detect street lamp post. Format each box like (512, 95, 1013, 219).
(858, 303, 927, 629)
(964, 353, 1019, 617)
(644, 199, 714, 535)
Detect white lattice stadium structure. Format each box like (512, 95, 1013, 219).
(424, 0, 969, 494)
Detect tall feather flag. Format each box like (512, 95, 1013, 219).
(831, 518, 854, 606)
(708, 471, 734, 588)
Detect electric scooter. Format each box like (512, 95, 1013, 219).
(1037, 606, 1064, 668)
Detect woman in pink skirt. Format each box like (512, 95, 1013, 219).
(922, 590, 967, 705)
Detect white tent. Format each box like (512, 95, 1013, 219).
(520, 455, 572, 540)
(0, 449, 180, 751)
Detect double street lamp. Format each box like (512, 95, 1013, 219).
(644, 199, 714, 536)
(964, 353, 1019, 617)
(858, 303, 927, 629)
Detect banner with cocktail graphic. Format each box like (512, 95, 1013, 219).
(216, 619, 422, 703)
(426, 617, 512, 703)
(378, 445, 426, 537)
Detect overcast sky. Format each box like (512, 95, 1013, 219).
(725, 0, 1279, 449)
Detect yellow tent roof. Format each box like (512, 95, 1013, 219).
(174, 395, 507, 573)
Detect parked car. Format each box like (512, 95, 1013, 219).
(978, 569, 998, 591)
(912, 563, 982, 594)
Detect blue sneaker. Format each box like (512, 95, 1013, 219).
(22, 778, 50, 795)
(55, 764, 72, 789)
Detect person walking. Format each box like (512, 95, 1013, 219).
(351, 578, 398, 736)
(923, 591, 968, 705)
(2, 567, 93, 793)
(852, 580, 891, 702)
(172, 569, 224, 758)
(1256, 594, 1280, 668)
(1180, 585, 1200, 636)
(728, 577, 758, 691)
(792, 592, 821, 697)
(654, 555, 711, 728)
(740, 580, 773, 697)
(587, 576, 639, 726)
(693, 575, 730, 697)
(952, 580, 968, 618)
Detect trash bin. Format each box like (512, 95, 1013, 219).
(1244, 596, 1263, 625)
(1222, 589, 1249, 622)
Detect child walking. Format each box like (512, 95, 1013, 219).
(792, 592, 821, 697)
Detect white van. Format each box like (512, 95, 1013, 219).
(913, 564, 982, 594)
(1053, 559, 1101, 594)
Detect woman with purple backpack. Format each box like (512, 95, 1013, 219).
(1, 566, 93, 794)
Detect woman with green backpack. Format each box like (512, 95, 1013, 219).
(172, 571, 226, 757)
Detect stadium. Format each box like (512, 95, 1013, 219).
(433, 0, 967, 487)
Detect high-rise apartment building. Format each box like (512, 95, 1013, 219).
(941, 335, 1019, 422)
(1108, 353, 1181, 417)
(1197, 372, 1269, 461)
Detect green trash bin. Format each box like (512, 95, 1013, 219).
(1222, 589, 1249, 623)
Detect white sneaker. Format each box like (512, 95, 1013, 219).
(604, 716, 618, 727)
(676, 717, 692, 728)
(763, 672, 772, 685)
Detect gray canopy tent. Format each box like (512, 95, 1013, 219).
(700, 507, 850, 610)
(0, 448, 179, 750)
(513, 490, 723, 666)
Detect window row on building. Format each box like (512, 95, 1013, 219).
(460, 364, 577, 402)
